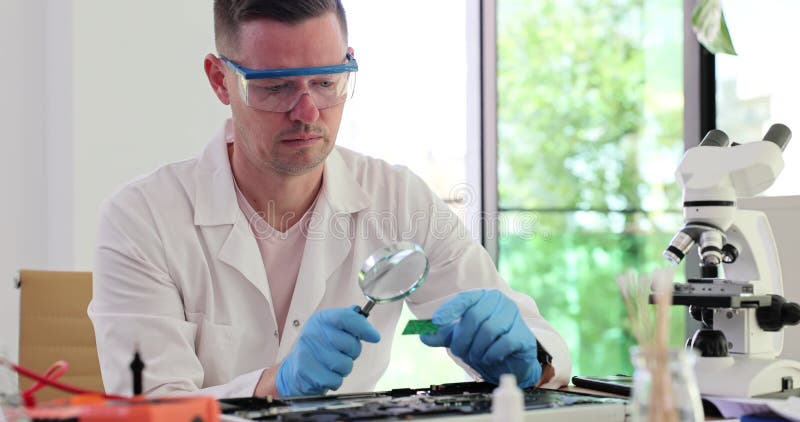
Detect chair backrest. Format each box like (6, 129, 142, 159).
(17, 269, 103, 401)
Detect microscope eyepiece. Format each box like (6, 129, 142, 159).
(763, 123, 792, 151)
(699, 129, 730, 147)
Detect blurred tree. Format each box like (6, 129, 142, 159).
(496, 0, 685, 376)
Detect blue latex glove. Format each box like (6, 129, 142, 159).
(276, 306, 381, 396)
(420, 289, 542, 387)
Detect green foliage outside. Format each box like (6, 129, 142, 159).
(496, 0, 687, 376)
(498, 214, 687, 376)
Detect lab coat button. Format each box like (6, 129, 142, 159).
(273, 330, 278, 337)
(293, 319, 300, 327)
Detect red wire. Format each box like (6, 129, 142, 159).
(3, 358, 130, 403)
(21, 360, 70, 406)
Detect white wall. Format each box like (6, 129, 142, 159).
(0, 0, 48, 364)
(0, 0, 229, 363)
(72, 0, 229, 267)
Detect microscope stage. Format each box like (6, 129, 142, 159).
(671, 293, 771, 308)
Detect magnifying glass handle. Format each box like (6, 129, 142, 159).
(357, 300, 376, 317)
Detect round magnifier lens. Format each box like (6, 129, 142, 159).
(359, 242, 429, 304)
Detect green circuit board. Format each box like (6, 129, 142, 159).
(402, 319, 439, 335)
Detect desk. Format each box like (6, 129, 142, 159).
(567, 384, 746, 421)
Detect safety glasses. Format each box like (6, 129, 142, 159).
(220, 53, 358, 112)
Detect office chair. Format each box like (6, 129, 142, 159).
(15, 269, 103, 401)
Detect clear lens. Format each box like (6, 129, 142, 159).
(238, 71, 356, 112)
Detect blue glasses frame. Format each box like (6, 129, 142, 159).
(220, 53, 358, 80)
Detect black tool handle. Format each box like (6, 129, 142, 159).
(357, 300, 375, 317)
(130, 350, 145, 396)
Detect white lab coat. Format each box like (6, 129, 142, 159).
(88, 119, 571, 398)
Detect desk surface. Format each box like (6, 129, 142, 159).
(567, 384, 745, 421)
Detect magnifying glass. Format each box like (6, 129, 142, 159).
(356, 242, 430, 317)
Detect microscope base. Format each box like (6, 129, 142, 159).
(695, 355, 800, 397)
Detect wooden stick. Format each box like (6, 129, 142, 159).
(616, 269, 678, 422)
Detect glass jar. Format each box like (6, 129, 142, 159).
(0, 349, 29, 422)
(629, 346, 704, 422)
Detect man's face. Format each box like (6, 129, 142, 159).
(224, 13, 348, 176)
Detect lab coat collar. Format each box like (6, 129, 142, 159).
(191, 119, 371, 338)
(193, 120, 239, 226)
(320, 146, 371, 214)
(193, 119, 371, 227)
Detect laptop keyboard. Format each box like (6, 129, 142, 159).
(219, 381, 628, 421)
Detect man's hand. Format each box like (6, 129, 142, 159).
(420, 289, 542, 387)
(275, 307, 381, 396)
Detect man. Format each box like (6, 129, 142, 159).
(89, 0, 571, 398)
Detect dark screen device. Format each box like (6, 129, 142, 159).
(572, 375, 727, 417)
(571, 375, 632, 396)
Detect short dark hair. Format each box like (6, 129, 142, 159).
(214, 0, 348, 56)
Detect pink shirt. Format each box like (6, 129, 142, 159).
(233, 182, 312, 340)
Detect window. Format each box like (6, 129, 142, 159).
(340, 0, 482, 389)
(715, 0, 800, 195)
(493, 0, 687, 376)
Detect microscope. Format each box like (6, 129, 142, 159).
(664, 123, 800, 397)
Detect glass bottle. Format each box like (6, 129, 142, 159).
(0, 348, 29, 422)
(629, 346, 704, 422)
